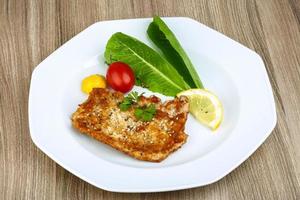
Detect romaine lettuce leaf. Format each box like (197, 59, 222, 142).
(104, 32, 190, 96)
(147, 16, 204, 88)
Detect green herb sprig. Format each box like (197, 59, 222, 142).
(118, 92, 156, 121)
(134, 104, 156, 122)
(119, 92, 141, 111)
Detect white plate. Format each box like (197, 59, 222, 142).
(29, 17, 276, 192)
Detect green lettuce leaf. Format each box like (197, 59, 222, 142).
(147, 16, 204, 88)
(104, 32, 190, 96)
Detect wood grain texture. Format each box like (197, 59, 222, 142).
(0, 0, 299, 199)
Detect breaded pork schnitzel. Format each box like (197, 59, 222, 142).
(72, 88, 188, 162)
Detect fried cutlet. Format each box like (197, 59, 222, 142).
(71, 88, 189, 162)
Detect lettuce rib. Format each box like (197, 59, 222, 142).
(147, 16, 204, 88)
(104, 32, 190, 96)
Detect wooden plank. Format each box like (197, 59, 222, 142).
(0, 0, 299, 199)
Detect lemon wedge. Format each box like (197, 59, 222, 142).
(81, 74, 106, 94)
(177, 89, 223, 130)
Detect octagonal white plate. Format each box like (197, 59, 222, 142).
(29, 17, 276, 192)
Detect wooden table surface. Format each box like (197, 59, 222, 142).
(1, 0, 300, 199)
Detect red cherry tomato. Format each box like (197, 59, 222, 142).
(106, 62, 135, 93)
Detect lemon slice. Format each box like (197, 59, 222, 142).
(177, 89, 223, 130)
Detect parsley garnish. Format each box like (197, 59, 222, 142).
(119, 92, 156, 121)
(134, 104, 156, 121)
(119, 92, 141, 111)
